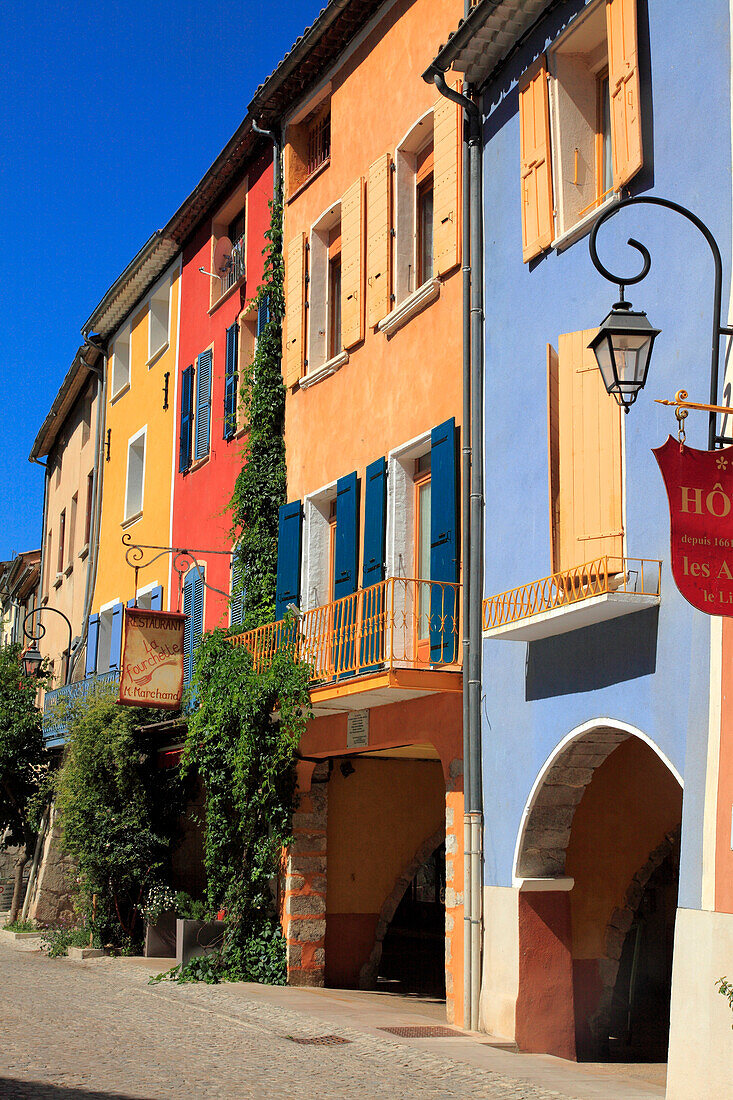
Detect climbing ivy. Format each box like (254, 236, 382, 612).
(161, 627, 311, 984)
(230, 198, 286, 629)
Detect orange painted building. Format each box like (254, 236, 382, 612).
(247, 0, 467, 1022)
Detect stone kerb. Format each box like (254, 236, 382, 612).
(285, 761, 328, 986)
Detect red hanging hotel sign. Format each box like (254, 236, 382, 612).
(654, 435, 733, 615)
(118, 608, 185, 710)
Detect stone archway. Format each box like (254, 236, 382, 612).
(358, 826, 445, 989)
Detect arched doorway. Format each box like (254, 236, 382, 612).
(514, 723, 683, 1062)
(378, 841, 446, 997)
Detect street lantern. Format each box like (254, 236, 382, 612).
(588, 298, 660, 411)
(21, 643, 43, 678)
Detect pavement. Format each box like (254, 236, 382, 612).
(0, 937, 667, 1099)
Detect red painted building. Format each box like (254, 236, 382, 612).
(169, 124, 273, 663)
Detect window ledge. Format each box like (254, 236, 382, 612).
(121, 510, 143, 530)
(146, 342, 169, 369)
(377, 278, 441, 337)
(300, 350, 349, 390)
(552, 193, 620, 254)
(286, 158, 331, 205)
(63, 562, 73, 578)
(110, 382, 130, 405)
(189, 454, 210, 474)
(208, 277, 245, 316)
(53, 573, 63, 590)
(78, 544, 89, 561)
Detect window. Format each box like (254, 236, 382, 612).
(124, 429, 146, 521)
(148, 280, 170, 361)
(93, 601, 124, 674)
(308, 110, 331, 176)
(547, 330, 623, 573)
(307, 204, 342, 375)
(287, 95, 331, 195)
(57, 511, 65, 576)
(111, 327, 130, 396)
(194, 349, 212, 461)
(223, 323, 239, 441)
(416, 143, 434, 286)
(210, 186, 247, 306)
(84, 471, 94, 547)
(68, 494, 77, 568)
(327, 498, 337, 599)
(519, 0, 643, 258)
(328, 229, 342, 359)
(414, 454, 431, 642)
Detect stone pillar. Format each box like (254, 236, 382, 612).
(28, 806, 76, 926)
(444, 759, 465, 1025)
(284, 760, 328, 987)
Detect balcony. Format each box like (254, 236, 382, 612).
(482, 557, 661, 642)
(43, 670, 120, 743)
(219, 235, 245, 298)
(229, 577, 462, 716)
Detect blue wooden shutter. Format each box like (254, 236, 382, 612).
(224, 324, 238, 440)
(334, 472, 359, 675)
(194, 349, 212, 460)
(192, 569, 204, 651)
(275, 501, 302, 621)
(430, 418, 458, 663)
(85, 614, 99, 678)
(179, 366, 194, 472)
(361, 457, 386, 670)
(257, 296, 269, 337)
(230, 555, 244, 627)
(183, 572, 193, 685)
(108, 602, 124, 671)
(150, 585, 163, 611)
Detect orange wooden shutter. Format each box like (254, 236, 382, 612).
(284, 231, 306, 387)
(518, 57, 554, 263)
(433, 93, 462, 276)
(341, 177, 365, 349)
(367, 153, 392, 326)
(547, 343, 561, 573)
(555, 330, 623, 571)
(607, 0, 643, 189)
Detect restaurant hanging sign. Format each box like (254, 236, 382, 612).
(654, 435, 733, 615)
(118, 608, 185, 709)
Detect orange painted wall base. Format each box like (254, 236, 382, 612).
(516, 891, 576, 1060)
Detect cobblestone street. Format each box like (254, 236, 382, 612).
(0, 941, 666, 1100)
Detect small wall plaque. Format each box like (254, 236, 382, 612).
(347, 709, 369, 748)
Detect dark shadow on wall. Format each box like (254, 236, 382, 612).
(525, 606, 659, 701)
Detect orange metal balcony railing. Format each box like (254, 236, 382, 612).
(482, 556, 662, 632)
(229, 577, 461, 684)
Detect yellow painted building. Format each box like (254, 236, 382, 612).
(87, 259, 181, 675)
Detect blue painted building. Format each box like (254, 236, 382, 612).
(428, 0, 733, 1091)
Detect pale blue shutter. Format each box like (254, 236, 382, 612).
(150, 585, 163, 611)
(194, 349, 212, 460)
(108, 602, 124, 671)
(192, 569, 204, 651)
(183, 572, 193, 685)
(85, 614, 99, 678)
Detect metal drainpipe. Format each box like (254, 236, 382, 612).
(432, 70, 484, 1033)
(252, 119, 282, 208)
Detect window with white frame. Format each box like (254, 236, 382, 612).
(111, 326, 131, 396)
(395, 112, 435, 304)
(210, 182, 247, 307)
(386, 432, 431, 581)
(301, 483, 338, 612)
(96, 606, 113, 673)
(308, 202, 342, 373)
(124, 428, 146, 521)
(148, 280, 170, 361)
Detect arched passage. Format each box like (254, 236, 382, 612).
(513, 723, 683, 1062)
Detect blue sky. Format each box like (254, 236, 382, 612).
(0, 0, 319, 561)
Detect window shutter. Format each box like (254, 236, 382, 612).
(362, 458, 387, 588)
(194, 349, 212, 460)
(85, 613, 99, 678)
(150, 585, 163, 611)
(433, 94, 462, 276)
(275, 501, 303, 620)
(192, 569, 204, 650)
(518, 57, 555, 263)
(430, 419, 458, 663)
(284, 232, 306, 388)
(108, 601, 124, 671)
(547, 343, 561, 573)
(555, 330, 623, 571)
(127, 599, 135, 609)
(257, 296, 270, 337)
(179, 365, 194, 472)
(607, 0, 643, 189)
(334, 472, 359, 601)
(183, 572, 193, 685)
(224, 324, 238, 440)
(367, 154, 392, 326)
(230, 555, 244, 627)
(341, 177, 365, 350)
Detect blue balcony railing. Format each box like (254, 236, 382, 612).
(43, 670, 120, 743)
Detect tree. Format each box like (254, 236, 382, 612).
(0, 643, 48, 922)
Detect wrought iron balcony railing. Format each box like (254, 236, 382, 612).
(229, 577, 460, 685)
(220, 235, 245, 296)
(43, 670, 120, 741)
(482, 556, 661, 634)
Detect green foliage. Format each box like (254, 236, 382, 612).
(53, 680, 184, 947)
(716, 977, 733, 1026)
(230, 199, 286, 628)
(0, 643, 49, 856)
(3, 918, 36, 932)
(155, 627, 310, 985)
